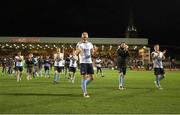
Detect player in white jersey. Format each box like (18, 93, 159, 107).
(15, 52, 24, 82)
(151, 44, 166, 89)
(76, 32, 98, 98)
(95, 57, 104, 77)
(68, 50, 78, 83)
(53, 48, 64, 84)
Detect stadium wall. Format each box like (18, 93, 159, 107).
(0, 37, 148, 45)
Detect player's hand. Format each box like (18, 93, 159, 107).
(163, 50, 166, 54)
(94, 46, 98, 52)
(75, 49, 81, 55)
(124, 45, 129, 51)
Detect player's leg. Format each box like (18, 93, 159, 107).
(44, 67, 47, 78)
(19, 67, 23, 81)
(159, 69, 165, 81)
(16, 68, 21, 82)
(8, 67, 12, 77)
(46, 67, 50, 78)
(68, 71, 71, 81)
(7, 67, 10, 77)
(39, 66, 42, 77)
(96, 67, 99, 75)
(27, 68, 30, 80)
(71, 72, 75, 83)
(122, 67, 126, 88)
(81, 74, 88, 97)
(154, 68, 162, 89)
(154, 75, 160, 88)
(157, 74, 163, 89)
(118, 67, 126, 90)
(118, 67, 124, 89)
(30, 68, 33, 80)
(8, 67, 10, 75)
(72, 68, 76, 83)
(53, 67, 57, 83)
(86, 64, 94, 85)
(2, 67, 5, 76)
(65, 66, 68, 75)
(5, 66, 7, 74)
(83, 64, 94, 97)
(118, 72, 123, 89)
(14, 67, 17, 78)
(99, 67, 104, 77)
(80, 63, 89, 97)
(68, 67, 72, 80)
(158, 69, 165, 89)
(56, 67, 61, 83)
(33, 66, 36, 78)
(36, 66, 39, 77)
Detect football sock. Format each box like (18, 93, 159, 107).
(81, 79, 86, 93)
(159, 75, 164, 81)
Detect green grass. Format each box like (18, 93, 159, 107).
(0, 69, 180, 114)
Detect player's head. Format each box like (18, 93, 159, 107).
(81, 32, 88, 42)
(154, 44, 159, 52)
(120, 42, 126, 48)
(69, 49, 74, 55)
(46, 55, 49, 59)
(28, 53, 33, 58)
(56, 48, 61, 54)
(17, 52, 21, 56)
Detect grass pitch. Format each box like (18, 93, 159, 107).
(0, 69, 180, 114)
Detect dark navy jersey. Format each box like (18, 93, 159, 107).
(117, 48, 130, 67)
(25, 58, 34, 68)
(44, 59, 51, 67)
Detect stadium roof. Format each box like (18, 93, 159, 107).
(0, 37, 148, 45)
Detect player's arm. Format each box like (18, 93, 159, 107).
(124, 44, 130, 56)
(54, 54, 56, 60)
(75, 41, 82, 55)
(18, 56, 22, 62)
(74, 55, 78, 61)
(151, 52, 159, 59)
(15, 56, 20, 62)
(75, 41, 81, 55)
(22, 56, 24, 62)
(75, 48, 81, 56)
(91, 45, 98, 56)
(61, 53, 64, 59)
(124, 44, 129, 51)
(162, 50, 166, 60)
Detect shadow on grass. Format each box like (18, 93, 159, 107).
(0, 93, 81, 97)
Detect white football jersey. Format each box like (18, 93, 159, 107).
(96, 59, 102, 67)
(77, 41, 93, 63)
(54, 53, 64, 67)
(69, 55, 78, 68)
(151, 51, 164, 68)
(54, 53, 64, 59)
(54, 59, 64, 67)
(15, 56, 24, 67)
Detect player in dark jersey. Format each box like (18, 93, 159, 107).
(117, 42, 130, 90)
(25, 53, 34, 80)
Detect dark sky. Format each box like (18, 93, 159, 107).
(0, 0, 180, 45)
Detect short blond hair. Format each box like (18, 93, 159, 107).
(56, 48, 61, 52)
(82, 32, 88, 34)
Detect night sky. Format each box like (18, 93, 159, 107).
(0, 0, 180, 46)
